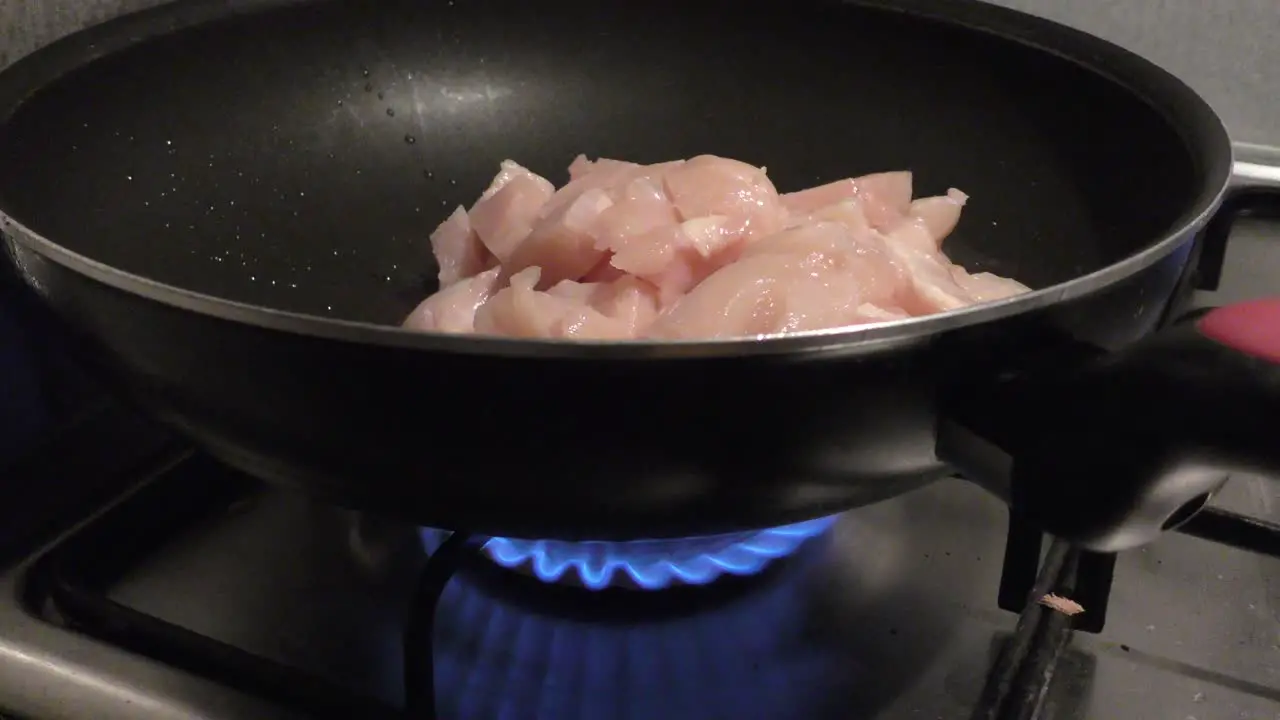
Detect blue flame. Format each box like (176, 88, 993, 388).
(427, 540, 850, 720)
(420, 517, 835, 590)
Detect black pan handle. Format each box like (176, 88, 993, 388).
(942, 178, 1280, 553)
(1013, 299, 1280, 551)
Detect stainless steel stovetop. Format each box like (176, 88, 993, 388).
(0, 195, 1277, 719)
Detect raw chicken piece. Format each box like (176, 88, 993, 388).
(740, 221, 907, 309)
(592, 187, 680, 257)
(429, 206, 492, 287)
(545, 279, 599, 303)
(663, 155, 786, 238)
(567, 154, 595, 180)
(405, 154, 1032, 341)
(790, 199, 874, 234)
(475, 267, 632, 339)
(645, 254, 789, 339)
(504, 187, 613, 288)
(590, 276, 663, 333)
(877, 217, 1030, 315)
(468, 161, 555, 262)
(891, 188, 1028, 312)
(540, 158, 648, 219)
(906, 188, 968, 249)
(780, 171, 913, 230)
(608, 217, 747, 305)
(651, 220, 915, 339)
(544, 276, 664, 335)
(568, 155, 642, 183)
(608, 161, 685, 202)
(402, 267, 501, 333)
(951, 266, 1031, 303)
(853, 303, 911, 322)
(648, 252, 872, 339)
(581, 255, 627, 283)
(478, 159, 549, 201)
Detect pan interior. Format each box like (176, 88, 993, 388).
(0, 0, 1204, 326)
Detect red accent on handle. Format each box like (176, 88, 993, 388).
(1197, 297, 1280, 364)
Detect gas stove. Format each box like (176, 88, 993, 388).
(0, 407, 1275, 720)
(0, 195, 1277, 720)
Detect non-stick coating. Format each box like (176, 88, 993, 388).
(0, 0, 1201, 326)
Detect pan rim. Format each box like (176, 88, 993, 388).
(0, 0, 1234, 360)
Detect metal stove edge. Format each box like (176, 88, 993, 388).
(0, 479, 303, 720)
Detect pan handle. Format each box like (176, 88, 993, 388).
(941, 172, 1280, 553)
(945, 298, 1280, 554)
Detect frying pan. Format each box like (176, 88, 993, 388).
(1, 0, 1278, 551)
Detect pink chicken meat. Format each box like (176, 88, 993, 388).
(404, 155, 1031, 340)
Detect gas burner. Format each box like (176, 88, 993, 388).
(420, 516, 837, 590)
(426, 548, 844, 720)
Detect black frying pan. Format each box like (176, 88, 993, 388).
(1, 0, 1278, 550)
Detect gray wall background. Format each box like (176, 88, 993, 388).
(0, 0, 1276, 146)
